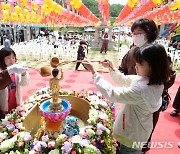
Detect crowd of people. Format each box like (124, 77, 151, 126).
(0, 18, 179, 154)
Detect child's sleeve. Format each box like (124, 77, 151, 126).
(93, 72, 141, 104)
(109, 69, 138, 87)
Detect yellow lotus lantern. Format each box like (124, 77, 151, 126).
(70, 1, 75, 6)
(5, 3, 11, 12)
(14, 6, 22, 14)
(44, 0, 53, 5)
(170, 1, 180, 11)
(70, 0, 82, 9)
(20, 0, 28, 7)
(31, 16, 37, 23)
(19, 14, 25, 23)
(37, 15, 42, 23)
(127, 0, 139, 8)
(31, 2, 38, 11)
(41, 5, 47, 15)
(113, 22, 118, 26)
(2, 10, 10, 22)
(31, 11, 37, 23)
(127, 20, 132, 26)
(107, 21, 111, 27)
(52, 2, 57, 10)
(25, 14, 30, 23)
(11, 13, 18, 22)
(1, 2, 6, 10)
(57, 5, 63, 14)
(94, 23, 98, 27)
(23, 9, 29, 17)
(74, 1, 82, 9)
(45, 8, 51, 15)
(152, 0, 162, 5)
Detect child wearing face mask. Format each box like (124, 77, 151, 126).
(0, 47, 29, 120)
(118, 18, 176, 153)
(82, 44, 170, 154)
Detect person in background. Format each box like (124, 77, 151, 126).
(82, 43, 170, 154)
(16, 31, 20, 43)
(4, 35, 11, 48)
(177, 41, 180, 50)
(44, 29, 49, 37)
(0, 47, 29, 120)
(172, 40, 178, 48)
(170, 86, 180, 116)
(118, 18, 176, 154)
(100, 29, 109, 54)
(75, 40, 88, 70)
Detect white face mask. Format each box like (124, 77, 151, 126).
(132, 34, 147, 47)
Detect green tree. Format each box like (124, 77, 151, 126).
(82, 0, 124, 24)
(82, 0, 100, 17)
(110, 4, 124, 18)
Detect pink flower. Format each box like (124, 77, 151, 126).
(12, 129, 19, 136)
(0, 138, 3, 143)
(18, 141, 25, 147)
(20, 111, 26, 117)
(48, 141, 55, 148)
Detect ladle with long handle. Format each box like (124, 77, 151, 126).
(51, 57, 100, 67)
(37, 57, 101, 77)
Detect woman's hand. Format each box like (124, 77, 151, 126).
(100, 59, 115, 71)
(82, 60, 96, 74)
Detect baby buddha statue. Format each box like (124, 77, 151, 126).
(49, 68, 64, 112)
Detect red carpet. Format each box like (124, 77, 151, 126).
(22, 69, 180, 154)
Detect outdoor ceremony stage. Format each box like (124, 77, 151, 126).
(22, 68, 180, 154)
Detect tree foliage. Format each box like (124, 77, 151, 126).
(82, 0, 124, 20)
(82, 0, 100, 18)
(110, 4, 124, 17)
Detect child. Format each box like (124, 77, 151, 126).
(82, 44, 170, 153)
(75, 40, 88, 70)
(0, 47, 29, 119)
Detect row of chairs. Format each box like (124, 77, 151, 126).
(167, 47, 180, 68)
(10, 38, 80, 62)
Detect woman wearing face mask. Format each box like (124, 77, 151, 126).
(118, 18, 176, 154)
(119, 18, 159, 75)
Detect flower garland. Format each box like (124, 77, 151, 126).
(0, 87, 117, 154)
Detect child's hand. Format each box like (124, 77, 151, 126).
(82, 60, 96, 74)
(100, 59, 115, 71)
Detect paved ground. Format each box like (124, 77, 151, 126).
(18, 47, 180, 75)
(18, 50, 123, 72)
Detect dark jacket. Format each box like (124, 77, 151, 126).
(172, 86, 180, 112)
(118, 46, 138, 75)
(77, 46, 85, 60)
(0, 70, 11, 90)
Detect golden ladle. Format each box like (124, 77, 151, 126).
(50, 57, 100, 67)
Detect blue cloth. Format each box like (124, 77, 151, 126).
(119, 143, 141, 154)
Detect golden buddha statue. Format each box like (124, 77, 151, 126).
(49, 68, 64, 112)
